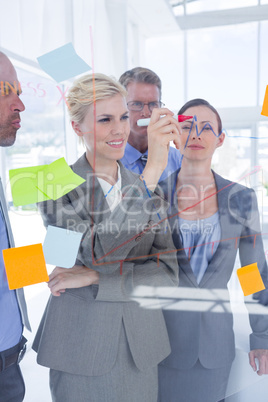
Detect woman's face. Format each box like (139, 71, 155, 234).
(73, 93, 130, 165)
(178, 105, 225, 161)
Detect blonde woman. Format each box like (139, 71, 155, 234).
(33, 74, 179, 402)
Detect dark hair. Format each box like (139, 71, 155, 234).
(178, 98, 222, 135)
(119, 67, 162, 99)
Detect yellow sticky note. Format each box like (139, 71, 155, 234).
(2, 244, 49, 290)
(237, 263, 265, 296)
(261, 85, 268, 117)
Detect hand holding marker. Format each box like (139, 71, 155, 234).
(137, 115, 193, 127)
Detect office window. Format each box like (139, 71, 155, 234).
(187, 22, 258, 108)
(257, 122, 268, 232)
(145, 34, 184, 110)
(2, 64, 67, 304)
(4, 66, 66, 200)
(212, 128, 252, 181)
(259, 21, 268, 105)
(3, 66, 66, 247)
(258, 123, 268, 189)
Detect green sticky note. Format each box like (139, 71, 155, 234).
(39, 157, 85, 200)
(9, 165, 50, 206)
(9, 158, 85, 207)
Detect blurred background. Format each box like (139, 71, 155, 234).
(1, 0, 268, 400)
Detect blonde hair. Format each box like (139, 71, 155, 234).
(67, 73, 127, 124)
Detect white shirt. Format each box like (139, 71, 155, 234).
(97, 164, 122, 212)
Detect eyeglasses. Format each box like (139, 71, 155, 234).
(127, 101, 165, 112)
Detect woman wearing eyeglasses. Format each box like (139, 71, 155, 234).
(119, 67, 182, 181)
(158, 98, 268, 402)
(33, 73, 180, 402)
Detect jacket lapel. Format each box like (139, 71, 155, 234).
(119, 161, 138, 191)
(161, 171, 199, 287)
(162, 170, 236, 288)
(70, 155, 139, 225)
(198, 172, 235, 287)
(169, 202, 199, 287)
(70, 153, 111, 224)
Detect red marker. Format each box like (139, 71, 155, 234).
(137, 115, 193, 126)
(178, 115, 193, 122)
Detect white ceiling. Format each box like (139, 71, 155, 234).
(128, 0, 180, 36)
(176, 4, 268, 29)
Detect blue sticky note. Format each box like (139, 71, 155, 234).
(43, 226, 83, 268)
(37, 43, 91, 82)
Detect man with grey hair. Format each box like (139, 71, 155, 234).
(119, 67, 182, 181)
(0, 51, 30, 402)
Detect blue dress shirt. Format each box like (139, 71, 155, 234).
(0, 203, 22, 351)
(120, 143, 182, 182)
(178, 212, 221, 284)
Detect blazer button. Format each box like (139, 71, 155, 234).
(135, 235, 142, 242)
(154, 200, 160, 209)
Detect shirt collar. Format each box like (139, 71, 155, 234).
(97, 163, 122, 193)
(123, 142, 148, 164)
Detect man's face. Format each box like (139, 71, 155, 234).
(0, 55, 25, 147)
(126, 82, 160, 152)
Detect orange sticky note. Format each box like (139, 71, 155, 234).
(237, 262, 265, 296)
(3, 244, 49, 290)
(261, 85, 268, 117)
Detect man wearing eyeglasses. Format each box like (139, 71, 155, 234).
(119, 67, 182, 181)
(0, 51, 30, 402)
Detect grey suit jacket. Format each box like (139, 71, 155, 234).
(0, 178, 31, 332)
(33, 154, 178, 376)
(159, 170, 268, 370)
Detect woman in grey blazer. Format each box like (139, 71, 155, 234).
(33, 73, 180, 402)
(158, 99, 268, 402)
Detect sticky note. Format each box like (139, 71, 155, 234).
(237, 263, 265, 296)
(3, 244, 49, 289)
(261, 85, 268, 117)
(9, 165, 50, 206)
(37, 43, 91, 82)
(43, 226, 83, 268)
(9, 157, 85, 206)
(40, 158, 85, 200)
